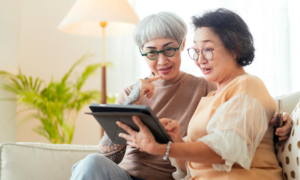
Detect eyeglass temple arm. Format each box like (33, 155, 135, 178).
(139, 47, 147, 56)
(174, 40, 183, 51)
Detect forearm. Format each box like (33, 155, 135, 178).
(98, 133, 126, 164)
(173, 137, 187, 172)
(153, 141, 224, 164)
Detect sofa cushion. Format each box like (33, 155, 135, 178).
(0, 142, 98, 180)
(274, 91, 300, 114)
(276, 99, 300, 180)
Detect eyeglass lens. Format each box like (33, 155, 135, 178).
(147, 47, 176, 60)
(189, 48, 213, 61)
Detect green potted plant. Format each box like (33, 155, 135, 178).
(0, 53, 116, 144)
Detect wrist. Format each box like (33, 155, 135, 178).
(148, 143, 167, 156)
(174, 135, 184, 143)
(178, 137, 185, 143)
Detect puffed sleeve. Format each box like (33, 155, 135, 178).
(198, 94, 269, 171)
(169, 137, 192, 180)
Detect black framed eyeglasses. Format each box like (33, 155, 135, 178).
(140, 40, 183, 60)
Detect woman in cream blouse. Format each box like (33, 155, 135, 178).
(117, 8, 282, 180)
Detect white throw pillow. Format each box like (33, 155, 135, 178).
(276, 99, 300, 180)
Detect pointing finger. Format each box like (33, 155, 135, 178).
(147, 75, 162, 83)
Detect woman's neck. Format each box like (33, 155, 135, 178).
(215, 67, 246, 94)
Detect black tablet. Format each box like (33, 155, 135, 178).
(86, 103, 173, 145)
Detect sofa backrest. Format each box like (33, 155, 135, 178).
(274, 91, 300, 180)
(274, 91, 300, 114)
(0, 142, 98, 180)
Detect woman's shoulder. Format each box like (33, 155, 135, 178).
(223, 74, 276, 119)
(237, 74, 264, 85)
(220, 73, 274, 105)
(225, 73, 267, 95)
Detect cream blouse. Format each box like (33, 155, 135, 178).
(170, 74, 282, 180)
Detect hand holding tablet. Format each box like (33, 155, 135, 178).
(86, 104, 173, 145)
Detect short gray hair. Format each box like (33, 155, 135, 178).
(133, 12, 187, 47)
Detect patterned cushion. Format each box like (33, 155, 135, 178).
(276, 99, 300, 180)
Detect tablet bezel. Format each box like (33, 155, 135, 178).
(87, 104, 173, 145)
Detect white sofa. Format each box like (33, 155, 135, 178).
(0, 143, 97, 180)
(1, 91, 300, 180)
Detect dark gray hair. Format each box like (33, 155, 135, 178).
(133, 12, 187, 47)
(191, 8, 255, 66)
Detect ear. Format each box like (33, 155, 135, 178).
(181, 38, 186, 51)
(232, 51, 238, 59)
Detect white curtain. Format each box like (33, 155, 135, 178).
(128, 0, 300, 97)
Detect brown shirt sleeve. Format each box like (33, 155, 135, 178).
(206, 81, 217, 95)
(115, 85, 134, 105)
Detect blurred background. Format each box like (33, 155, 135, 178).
(1, 0, 299, 145)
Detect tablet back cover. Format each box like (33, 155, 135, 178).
(87, 111, 171, 145)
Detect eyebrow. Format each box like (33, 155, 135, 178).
(193, 39, 214, 43)
(145, 42, 173, 49)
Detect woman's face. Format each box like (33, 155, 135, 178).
(142, 38, 185, 80)
(193, 27, 237, 83)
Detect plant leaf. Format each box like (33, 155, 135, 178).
(61, 52, 94, 84)
(76, 63, 101, 91)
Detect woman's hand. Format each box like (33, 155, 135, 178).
(270, 112, 293, 141)
(135, 75, 162, 104)
(123, 75, 161, 105)
(160, 118, 183, 143)
(116, 116, 159, 154)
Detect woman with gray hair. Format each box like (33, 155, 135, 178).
(71, 11, 216, 180)
(71, 11, 292, 180)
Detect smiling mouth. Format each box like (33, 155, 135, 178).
(203, 68, 211, 72)
(159, 66, 172, 71)
(158, 66, 173, 75)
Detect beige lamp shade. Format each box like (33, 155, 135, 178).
(58, 0, 139, 36)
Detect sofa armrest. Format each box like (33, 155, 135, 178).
(0, 142, 98, 180)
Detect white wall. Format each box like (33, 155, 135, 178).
(133, 0, 300, 97)
(1, 0, 139, 145)
(0, 84, 17, 143)
(0, 0, 24, 143)
(288, 0, 300, 93)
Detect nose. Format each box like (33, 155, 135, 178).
(197, 52, 208, 65)
(157, 52, 169, 66)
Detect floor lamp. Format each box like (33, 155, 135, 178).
(58, 0, 139, 138)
